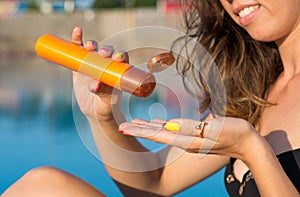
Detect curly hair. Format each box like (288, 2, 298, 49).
(175, 0, 283, 126)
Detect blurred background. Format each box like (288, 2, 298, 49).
(0, 0, 227, 196)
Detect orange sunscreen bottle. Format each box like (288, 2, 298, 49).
(35, 34, 156, 97)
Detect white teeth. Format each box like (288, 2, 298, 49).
(239, 5, 259, 17)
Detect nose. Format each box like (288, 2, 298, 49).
(226, 0, 233, 3)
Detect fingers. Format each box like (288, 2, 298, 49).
(98, 45, 114, 58)
(88, 79, 102, 93)
(82, 42, 128, 63)
(174, 119, 198, 136)
(97, 45, 129, 63)
(168, 118, 219, 141)
(72, 26, 98, 52)
(84, 40, 98, 51)
(71, 26, 129, 63)
(119, 120, 216, 153)
(119, 121, 176, 143)
(90, 48, 128, 94)
(112, 50, 129, 63)
(85, 43, 129, 64)
(71, 26, 128, 96)
(131, 119, 166, 127)
(72, 26, 83, 46)
(119, 118, 223, 153)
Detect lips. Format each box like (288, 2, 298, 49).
(238, 5, 260, 17)
(233, 4, 261, 26)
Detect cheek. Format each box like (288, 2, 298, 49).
(244, 19, 287, 42)
(251, 2, 300, 41)
(219, 1, 240, 25)
(219, 0, 231, 13)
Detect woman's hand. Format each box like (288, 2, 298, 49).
(119, 117, 261, 160)
(71, 26, 128, 120)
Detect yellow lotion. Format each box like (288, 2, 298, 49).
(164, 122, 180, 131)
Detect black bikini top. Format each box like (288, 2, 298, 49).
(224, 148, 300, 197)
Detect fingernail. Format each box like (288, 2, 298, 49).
(118, 130, 133, 136)
(114, 52, 124, 60)
(123, 132, 133, 137)
(98, 46, 113, 57)
(85, 40, 97, 51)
(73, 26, 81, 35)
(94, 83, 101, 92)
(99, 47, 109, 54)
(86, 40, 93, 45)
(89, 80, 102, 93)
(73, 26, 78, 31)
(85, 41, 93, 49)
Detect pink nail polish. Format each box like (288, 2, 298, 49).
(99, 47, 111, 57)
(123, 132, 133, 137)
(94, 83, 102, 92)
(100, 47, 109, 52)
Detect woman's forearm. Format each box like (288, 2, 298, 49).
(87, 115, 162, 193)
(243, 134, 299, 197)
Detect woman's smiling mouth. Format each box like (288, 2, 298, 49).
(233, 4, 261, 26)
(238, 5, 260, 17)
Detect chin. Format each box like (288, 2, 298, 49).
(245, 23, 282, 43)
(248, 31, 276, 43)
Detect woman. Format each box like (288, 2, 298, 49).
(2, 0, 300, 196)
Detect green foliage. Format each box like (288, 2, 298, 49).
(27, 0, 40, 10)
(92, 0, 157, 9)
(134, 0, 156, 7)
(92, 0, 125, 8)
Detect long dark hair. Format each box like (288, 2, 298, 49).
(176, 0, 283, 126)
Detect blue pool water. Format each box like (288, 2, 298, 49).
(0, 97, 229, 197)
